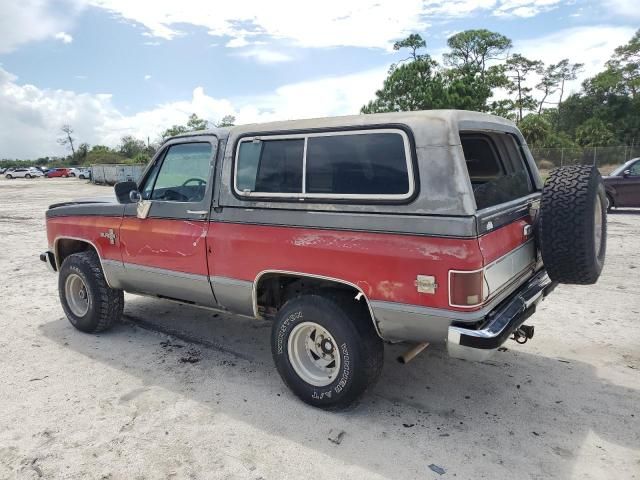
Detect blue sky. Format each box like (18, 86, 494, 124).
(0, 0, 637, 158)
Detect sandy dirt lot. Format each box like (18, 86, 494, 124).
(0, 178, 639, 480)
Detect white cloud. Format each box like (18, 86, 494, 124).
(493, 0, 562, 17)
(0, 1, 81, 53)
(0, 65, 387, 158)
(83, 0, 573, 49)
(225, 37, 250, 48)
(234, 49, 293, 64)
(606, 0, 640, 20)
(54, 31, 73, 44)
(144, 74, 152, 80)
(0, 68, 119, 158)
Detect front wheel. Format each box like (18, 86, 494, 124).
(25, 174, 31, 178)
(59, 250, 124, 333)
(271, 293, 383, 410)
(5, 174, 12, 179)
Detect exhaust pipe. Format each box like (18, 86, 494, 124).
(397, 342, 429, 364)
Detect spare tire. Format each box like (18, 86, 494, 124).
(539, 165, 606, 284)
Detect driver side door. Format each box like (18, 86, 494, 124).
(118, 137, 219, 307)
(618, 160, 640, 207)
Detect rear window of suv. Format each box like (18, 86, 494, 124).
(235, 129, 414, 200)
(461, 132, 534, 210)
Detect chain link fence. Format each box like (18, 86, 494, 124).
(530, 146, 640, 175)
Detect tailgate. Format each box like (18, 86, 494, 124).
(477, 208, 538, 302)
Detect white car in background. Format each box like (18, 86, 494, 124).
(5, 167, 44, 179)
(77, 168, 91, 179)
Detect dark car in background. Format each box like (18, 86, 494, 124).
(604, 158, 640, 210)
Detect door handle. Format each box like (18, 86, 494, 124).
(187, 210, 208, 215)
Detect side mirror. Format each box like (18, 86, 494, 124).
(114, 181, 138, 203)
(129, 190, 141, 202)
(623, 169, 631, 178)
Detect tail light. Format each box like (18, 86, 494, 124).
(449, 270, 486, 308)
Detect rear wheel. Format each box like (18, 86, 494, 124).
(606, 193, 614, 212)
(59, 250, 124, 333)
(539, 165, 607, 284)
(25, 174, 31, 178)
(271, 293, 383, 410)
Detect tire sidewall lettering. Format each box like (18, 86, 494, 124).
(276, 310, 303, 355)
(333, 343, 350, 394)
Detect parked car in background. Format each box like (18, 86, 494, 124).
(67, 168, 79, 177)
(77, 168, 91, 180)
(0, 168, 6, 175)
(604, 157, 640, 210)
(46, 168, 72, 178)
(5, 167, 44, 179)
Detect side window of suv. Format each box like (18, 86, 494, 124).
(237, 139, 304, 193)
(235, 130, 413, 200)
(306, 133, 409, 195)
(461, 133, 533, 210)
(141, 143, 212, 202)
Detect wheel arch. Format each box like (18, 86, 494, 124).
(54, 237, 116, 288)
(252, 270, 382, 338)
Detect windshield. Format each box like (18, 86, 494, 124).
(609, 158, 639, 176)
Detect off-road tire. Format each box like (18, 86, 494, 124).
(59, 250, 124, 333)
(539, 165, 606, 284)
(271, 293, 383, 410)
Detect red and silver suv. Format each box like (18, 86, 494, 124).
(40, 110, 607, 409)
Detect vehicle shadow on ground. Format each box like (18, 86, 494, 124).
(40, 297, 640, 479)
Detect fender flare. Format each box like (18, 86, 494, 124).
(252, 269, 382, 338)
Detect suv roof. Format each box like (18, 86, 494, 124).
(168, 110, 516, 146)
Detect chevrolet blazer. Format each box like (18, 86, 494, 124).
(41, 110, 607, 409)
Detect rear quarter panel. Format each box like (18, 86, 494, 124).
(208, 223, 484, 310)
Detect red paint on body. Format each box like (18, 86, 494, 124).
(47, 216, 123, 262)
(207, 223, 484, 310)
(48, 215, 532, 312)
(119, 217, 210, 275)
(478, 218, 531, 264)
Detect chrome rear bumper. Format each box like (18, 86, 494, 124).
(447, 270, 556, 361)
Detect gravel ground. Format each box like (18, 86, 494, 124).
(1, 178, 639, 480)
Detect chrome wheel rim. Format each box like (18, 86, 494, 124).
(594, 195, 603, 257)
(288, 322, 341, 387)
(65, 273, 90, 317)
